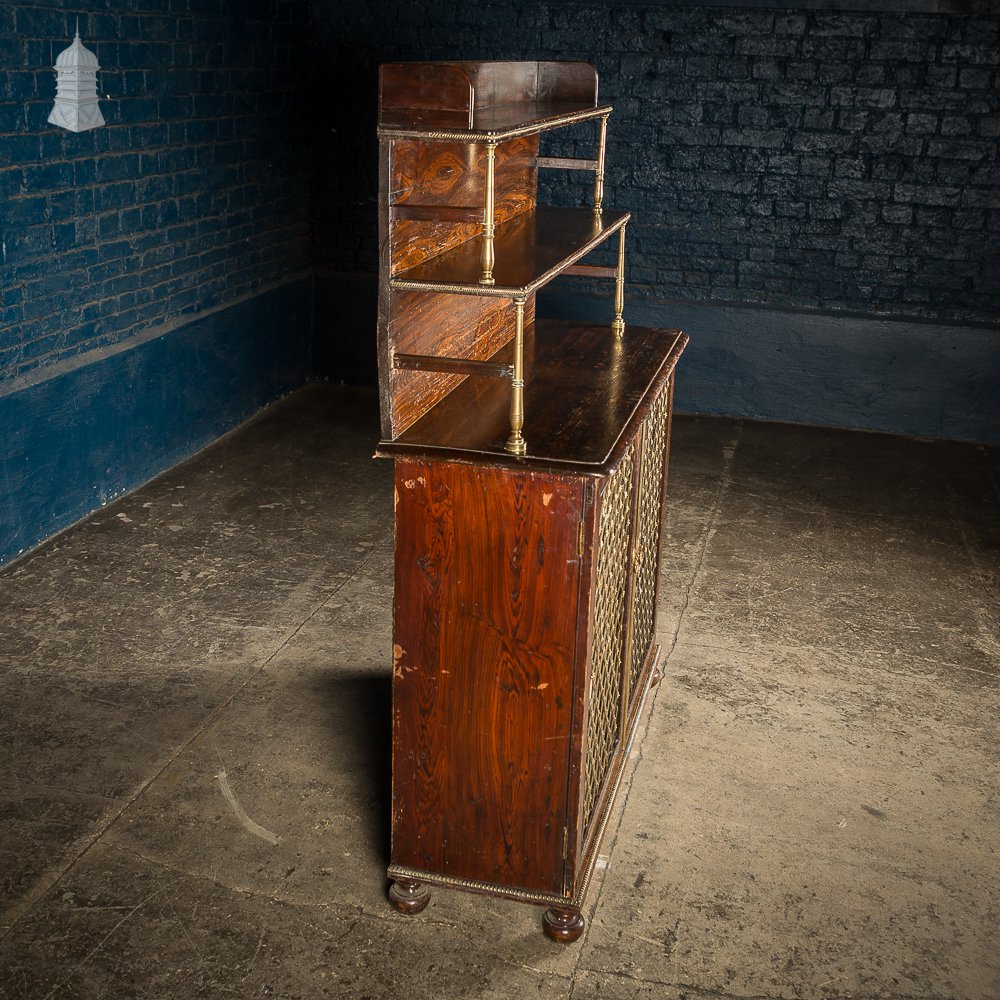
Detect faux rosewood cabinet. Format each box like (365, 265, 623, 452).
(373, 61, 687, 943)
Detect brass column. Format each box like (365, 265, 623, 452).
(593, 114, 609, 215)
(612, 223, 626, 337)
(480, 141, 497, 285)
(505, 297, 527, 455)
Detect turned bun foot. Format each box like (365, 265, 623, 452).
(543, 905, 585, 943)
(650, 664, 664, 687)
(388, 878, 431, 915)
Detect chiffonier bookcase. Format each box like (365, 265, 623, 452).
(373, 60, 687, 943)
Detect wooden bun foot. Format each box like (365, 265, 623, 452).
(388, 878, 431, 915)
(650, 664, 664, 687)
(543, 905, 585, 943)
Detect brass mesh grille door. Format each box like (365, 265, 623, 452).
(581, 444, 635, 834)
(626, 382, 671, 704)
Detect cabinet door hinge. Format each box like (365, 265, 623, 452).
(578, 519, 585, 557)
(562, 825, 569, 860)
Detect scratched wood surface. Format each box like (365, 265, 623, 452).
(391, 459, 584, 893)
(389, 136, 539, 275)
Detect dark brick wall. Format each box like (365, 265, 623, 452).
(312, 1, 1000, 326)
(0, 0, 312, 388)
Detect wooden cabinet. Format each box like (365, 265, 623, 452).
(374, 61, 687, 942)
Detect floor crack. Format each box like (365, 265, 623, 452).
(663, 421, 744, 669)
(0, 535, 393, 944)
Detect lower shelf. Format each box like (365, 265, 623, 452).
(380, 319, 687, 472)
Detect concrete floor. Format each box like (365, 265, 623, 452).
(1, 383, 997, 1000)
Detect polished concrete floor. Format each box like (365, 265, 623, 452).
(1, 384, 997, 1000)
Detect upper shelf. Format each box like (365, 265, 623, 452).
(378, 60, 611, 141)
(391, 207, 630, 298)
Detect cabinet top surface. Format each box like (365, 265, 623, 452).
(379, 320, 687, 474)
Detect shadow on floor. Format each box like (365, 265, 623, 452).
(319, 668, 393, 866)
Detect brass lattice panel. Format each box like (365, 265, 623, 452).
(581, 444, 635, 835)
(627, 384, 670, 700)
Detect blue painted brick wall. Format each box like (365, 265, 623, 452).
(0, 0, 312, 388)
(311, 1, 1000, 327)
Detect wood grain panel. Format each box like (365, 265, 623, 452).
(392, 460, 584, 893)
(390, 136, 538, 275)
(380, 63, 473, 115)
(389, 291, 535, 437)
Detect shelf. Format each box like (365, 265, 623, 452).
(378, 101, 614, 142)
(379, 319, 687, 472)
(378, 61, 607, 142)
(391, 208, 630, 298)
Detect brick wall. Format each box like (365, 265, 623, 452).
(312, 1, 1000, 326)
(0, 0, 312, 388)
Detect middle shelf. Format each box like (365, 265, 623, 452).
(390, 207, 630, 298)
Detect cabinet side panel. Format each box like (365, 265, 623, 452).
(392, 460, 582, 894)
(390, 136, 538, 275)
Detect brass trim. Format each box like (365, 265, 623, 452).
(505, 298, 527, 455)
(594, 114, 609, 214)
(480, 141, 497, 285)
(390, 213, 630, 299)
(581, 448, 634, 834)
(377, 104, 614, 143)
(387, 865, 571, 907)
(618, 419, 645, 745)
(612, 223, 626, 338)
(574, 654, 657, 905)
(626, 386, 670, 704)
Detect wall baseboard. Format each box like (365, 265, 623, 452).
(313, 270, 379, 384)
(1, 278, 312, 567)
(310, 269, 999, 445)
(541, 290, 1000, 446)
